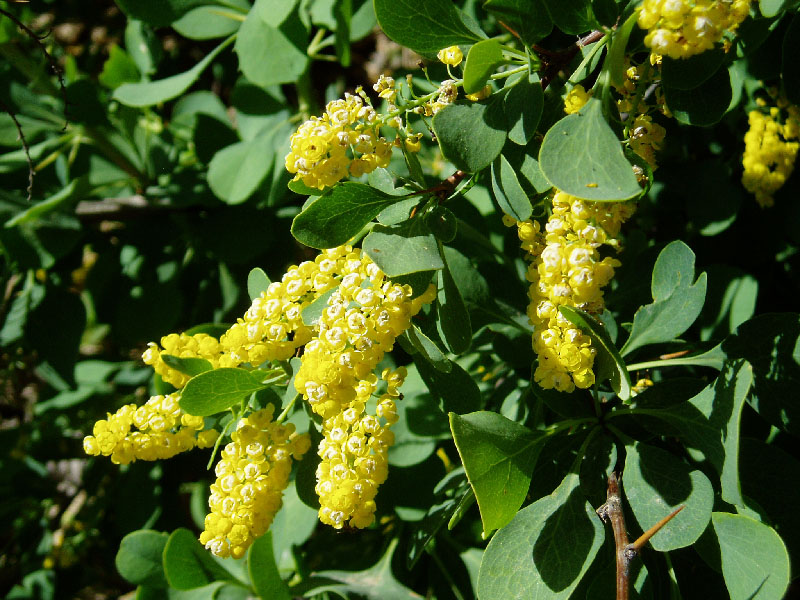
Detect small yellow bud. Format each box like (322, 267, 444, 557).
(437, 45, 463, 67)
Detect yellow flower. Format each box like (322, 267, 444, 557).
(437, 45, 463, 67)
(564, 84, 592, 114)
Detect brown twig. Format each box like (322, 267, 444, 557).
(596, 473, 684, 600)
(0, 96, 34, 201)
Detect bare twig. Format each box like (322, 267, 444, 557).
(596, 472, 684, 600)
(0, 96, 34, 201)
(0, 5, 69, 128)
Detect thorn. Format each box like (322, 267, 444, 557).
(628, 505, 685, 553)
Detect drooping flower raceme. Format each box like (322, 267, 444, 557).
(285, 92, 393, 190)
(293, 246, 436, 528)
(637, 0, 752, 60)
(200, 406, 311, 558)
(742, 98, 800, 207)
(83, 392, 218, 465)
(315, 367, 406, 529)
(511, 192, 635, 393)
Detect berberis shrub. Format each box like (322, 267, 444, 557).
(2, 0, 799, 598)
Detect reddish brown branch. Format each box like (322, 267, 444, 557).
(0, 96, 34, 201)
(597, 473, 686, 600)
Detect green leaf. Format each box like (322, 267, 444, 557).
(722, 313, 800, 435)
(539, 99, 641, 201)
(404, 325, 452, 372)
(172, 5, 243, 39)
(463, 40, 505, 95)
(115, 530, 169, 588)
(247, 532, 291, 600)
(98, 45, 141, 89)
(180, 368, 268, 416)
(247, 268, 271, 301)
(363, 220, 444, 276)
(504, 74, 543, 146)
(623, 442, 713, 551)
(207, 135, 274, 205)
(740, 438, 800, 574)
(163, 528, 236, 590)
(664, 65, 732, 127)
(407, 470, 473, 568)
(235, 0, 309, 87)
(543, 0, 598, 34)
(712, 512, 790, 600)
(4, 178, 86, 228)
(760, 0, 795, 17)
(291, 182, 396, 249)
(373, 0, 484, 55)
(606, 12, 638, 88)
(300, 287, 337, 326)
(450, 411, 544, 534)
(635, 360, 752, 507)
(432, 96, 507, 172)
(114, 0, 207, 27)
(114, 35, 233, 107)
(304, 538, 422, 600)
(482, 0, 553, 45)
(425, 206, 458, 242)
(436, 253, 471, 354)
(621, 241, 707, 357)
(125, 20, 161, 76)
(559, 306, 631, 401)
(491, 154, 533, 221)
(661, 49, 726, 91)
(160, 355, 214, 378)
(782, 13, 800, 105)
(256, 0, 297, 25)
(416, 359, 480, 414)
(477, 469, 605, 599)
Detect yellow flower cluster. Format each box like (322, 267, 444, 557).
(285, 92, 393, 190)
(742, 100, 800, 207)
(142, 333, 224, 388)
(200, 406, 311, 558)
(83, 393, 218, 465)
(293, 246, 436, 528)
(564, 85, 593, 115)
(638, 0, 751, 60)
(510, 193, 635, 392)
(315, 367, 406, 529)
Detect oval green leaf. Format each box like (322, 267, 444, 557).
(436, 257, 472, 354)
(432, 96, 507, 172)
(163, 528, 235, 590)
(712, 512, 790, 600)
(463, 39, 504, 95)
(623, 442, 713, 551)
(113, 35, 234, 107)
(539, 100, 641, 201)
(247, 532, 291, 600)
(172, 5, 242, 40)
(115, 530, 169, 588)
(450, 411, 544, 534)
(291, 182, 396, 249)
(208, 135, 274, 205)
(373, 0, 484, 55)
(180, 368, 268, 416)
(363, 220, 444, 276)
(664, 65, 732, 127)
(247, 267, 271, 301)
(491, 153, 533, 221)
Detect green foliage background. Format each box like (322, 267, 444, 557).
(1, 0, 800, 598)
